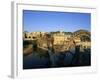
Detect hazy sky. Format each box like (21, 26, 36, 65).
(23, 10, 91, 32)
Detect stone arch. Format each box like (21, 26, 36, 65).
(73, 30, 90, 38)
(73, 30, 91, 42)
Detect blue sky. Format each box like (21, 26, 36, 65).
(23, 10, 91, 32)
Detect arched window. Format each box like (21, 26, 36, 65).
(29, 36, 31, 38)
(33, 37, 36, 39)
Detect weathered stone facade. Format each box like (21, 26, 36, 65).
(23, 30, 91, 53)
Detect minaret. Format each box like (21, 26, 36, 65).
(60, 28, 62, 33)
(60, 28, 64, 35)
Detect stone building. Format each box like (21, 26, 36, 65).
(23, 29, 91, 53)
(23, 31, 46, 40)
(52, 31, 72, 45)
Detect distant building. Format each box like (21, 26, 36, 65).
(23, 31, 46, 40)
(23, 29, 91, 53)
(52, 31, 72, 45)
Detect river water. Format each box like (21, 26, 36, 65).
(23, 48, 90, 69)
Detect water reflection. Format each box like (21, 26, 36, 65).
(23, 46, 91, 69)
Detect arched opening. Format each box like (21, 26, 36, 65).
(80, 35, 90, 42)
